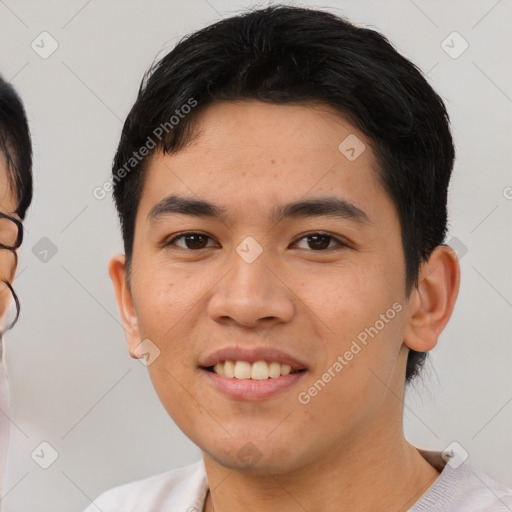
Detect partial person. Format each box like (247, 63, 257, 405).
(0, 75, 33, 505)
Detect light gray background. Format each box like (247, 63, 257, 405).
(0, 0, 511, 510)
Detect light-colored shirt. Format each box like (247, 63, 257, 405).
(84, 449, 512, 512)
(0, 336, 11, 508)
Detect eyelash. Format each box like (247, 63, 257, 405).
(163, 231, 349, 252)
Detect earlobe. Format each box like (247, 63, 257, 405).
(404, 245, 460, 353)
(108, 254, 141, 358)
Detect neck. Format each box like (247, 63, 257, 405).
(202, 431, 439, 512)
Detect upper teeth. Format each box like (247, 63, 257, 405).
(212, 360, 296, 380)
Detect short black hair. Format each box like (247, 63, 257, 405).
(0, 75, 33, 332)
(111, 5, 455, 383)
(0, 76, 33, 219)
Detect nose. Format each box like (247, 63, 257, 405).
(207, 247, 295, 328)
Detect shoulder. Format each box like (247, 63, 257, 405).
(461, 464, 512, 510)
(83, 460, 207, 512)
(412, 451, 512, 511)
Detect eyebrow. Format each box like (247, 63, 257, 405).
(147, 194, 370, 225)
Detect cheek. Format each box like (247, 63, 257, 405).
(297, 259, 406, 383)
(132, 266, 199, 336)
(137, 271, 201, 422)
(0, 251, 15, 279)
(0, 254, 15, 315)
(299, 260, 397, 329)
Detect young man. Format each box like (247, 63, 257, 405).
(86, 5, 512, 511)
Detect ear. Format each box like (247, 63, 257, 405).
(109, 254, 141, 359)
(404, 245, 460, 353)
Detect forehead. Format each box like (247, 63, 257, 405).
(137, 100, 393, 225)
(180, 100, 367, 162)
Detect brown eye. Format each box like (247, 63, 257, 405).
(306, 234, 331, 250)
(293, 233, 346, 251)
(166, 233, 216, 250)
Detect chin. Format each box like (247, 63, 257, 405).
(201, 438, 308, 476)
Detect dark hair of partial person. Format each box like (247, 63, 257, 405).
(110, 5, 455, 383)
(0, 75, 33, 332)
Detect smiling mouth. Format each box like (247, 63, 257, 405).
(205, 360, 305, 380)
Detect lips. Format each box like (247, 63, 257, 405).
(198, 347, 308, 399)
(200, 347, 307, 399)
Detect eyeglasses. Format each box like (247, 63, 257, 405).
(0, 211, 23, 250)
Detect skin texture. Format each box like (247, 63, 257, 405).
(0, 157, 19, 329)
(110, 101, 460, 512)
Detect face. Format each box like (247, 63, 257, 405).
(112, 101, 420, 475)
(0, 157, 19, 328)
